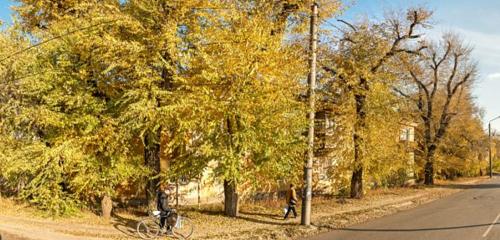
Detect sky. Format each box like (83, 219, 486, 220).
(0, 1, 14, 26)
(0, 0, 499, 131)
(340, 0, 500, 132)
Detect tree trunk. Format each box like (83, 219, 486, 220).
(175, 179, 179, 208)
(16, 178, 26, 195)
(101, 194, 112, 219)
(350, 167, 363, 198)
(351, 80, 368, 199)
(144, 129, 162, 209)
(224, 180, 239, 217)
(197, 179, 201, 209)
(424, 154, 435, 185)
(424, 144, 437, 185)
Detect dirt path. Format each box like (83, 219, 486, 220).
(1, 231, 31, 240)
(0, 214, 128, 240)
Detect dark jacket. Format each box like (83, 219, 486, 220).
(157, 191, 170, 212)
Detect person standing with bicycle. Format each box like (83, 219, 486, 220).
(156, 185, 172, 233)
(137, 185, 194, 239)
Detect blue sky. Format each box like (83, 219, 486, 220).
(0, 1, 15, 26)
(1, 0, 499, 130)
(340, 0, 500, 131)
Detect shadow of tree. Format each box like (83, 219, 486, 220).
(237, 214, 297, 226)
(178, 205, 224, 216)
(239, 210, 282, 219)
(112, 213, 140, 238)
(431, 183, 500, 190)
(110, 204, 299, 239)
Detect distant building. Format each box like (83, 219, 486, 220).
(312, 106, 342, 193)
(154, 114, 420, 204)
(313, 110, 419, 189)
(399, 121, 417, 182)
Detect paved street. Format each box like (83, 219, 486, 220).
(308, 177, 500, 240)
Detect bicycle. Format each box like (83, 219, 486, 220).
(136, 209, 194, 239)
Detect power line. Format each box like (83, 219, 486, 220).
(0, 20, 116, 64)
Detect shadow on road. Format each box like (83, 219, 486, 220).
(337, 223, 499, 232)
(433, 183, 500, 190)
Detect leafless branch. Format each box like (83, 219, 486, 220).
(337, 19, 358, 32)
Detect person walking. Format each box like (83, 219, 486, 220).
(284, 183, 298, 219)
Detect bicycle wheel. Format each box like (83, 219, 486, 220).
(172, 216, 194, 239)
(137, 217, 161, 239)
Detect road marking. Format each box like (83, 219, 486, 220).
(482, 213, 500, 238)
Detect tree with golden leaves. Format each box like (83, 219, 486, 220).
(322, 8, 431, 198)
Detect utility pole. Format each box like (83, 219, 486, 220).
(176, 179, 179, 208)
(301, 1, 318, 227)
(489, 122, 492, 178)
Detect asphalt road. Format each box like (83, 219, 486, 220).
(307, 177, 500, 240)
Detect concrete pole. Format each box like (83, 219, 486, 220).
(301, 2, 318, 226)
(490, 122, 492, 178)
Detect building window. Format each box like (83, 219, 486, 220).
(400, 128, 409, 141)
(400, 127, 415, 142)
(325, 118, 335, 129)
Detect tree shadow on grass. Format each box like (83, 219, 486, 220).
(183, 206, 296, 226)
(191, 208, 223, 216)
(239, 210, 282, 219)
(179, 205, 224, 216)
(182, 207, 290, 223)
(237, 214, 297, 226)
(111, 213, 140, 238)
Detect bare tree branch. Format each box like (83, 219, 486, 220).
(371, 9, 431, 73)
(337, 19, 358, 32)
(409, 70, 430, 99)
(446, 53, 460, 95)
(430, 41, 452, 99)
(392, 87, 411, 98)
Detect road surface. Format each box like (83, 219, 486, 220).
(308, 177, 500, 240)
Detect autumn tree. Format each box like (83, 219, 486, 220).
(320, 76, 412, 194)
(436, 92, 486, 179)
(3, 0, 342, 218)
(396, 33, 477, 185)
(160, 1, 340, 217)
(3, 0, 150, 216)
(13, 0, 221, 211)
(0, 27, 35, 195)
(322, 9, 431, 198)
(178, 2, 305, 217)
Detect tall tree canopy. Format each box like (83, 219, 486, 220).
(396, 34, 478, 184)
(322, 8, 431, 198)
